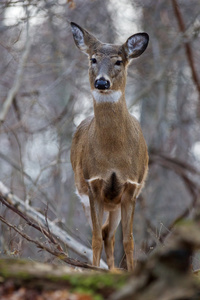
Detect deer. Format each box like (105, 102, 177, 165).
(70, 22, 149, 271)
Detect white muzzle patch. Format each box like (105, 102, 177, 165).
(92, 90, 122, 103)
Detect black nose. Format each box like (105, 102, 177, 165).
(94, 77, 110, 90)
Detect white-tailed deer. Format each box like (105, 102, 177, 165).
(70, 22, 149, 271)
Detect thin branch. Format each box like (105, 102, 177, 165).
(0, 195, 58, 247)
(44, 204, 60, 247)
(172, 0, 200, 97)
(145, 152, 200, 252)
(0, 215, 105, 271)
(131, 11, 200, 106)
(150, 152, 200, 177)
(0, 151, 55, 212)
(0, 13, 31, 123)
(0, 181, 107, 269)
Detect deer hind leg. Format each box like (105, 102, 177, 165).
(88, 185, 104, 267)
(121, 184, 137, 271)
(102, 208, 121, 270)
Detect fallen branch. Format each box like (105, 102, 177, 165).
(0, 195, 59, 247)
(0, 181, 107, 269)
(0, 214, 105, 271)
(0, 258, 125, 299)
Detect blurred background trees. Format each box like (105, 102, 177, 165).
(0, 0, 199, 268)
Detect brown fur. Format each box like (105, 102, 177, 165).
(70, 22, 149, 270)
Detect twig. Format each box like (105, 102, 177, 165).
(0, 214, 105, 271)
(172, 0, 200, 97)
(158, 154, 200, 176)
(145, 152, 200, 252)
(44, 204, 61, 248)
(0, 12, 31, 123)
(0, 181, 107, 268)
(131, 11, 200, 106)
(0, 195, 59, 248)
(0, 151, 55, 212)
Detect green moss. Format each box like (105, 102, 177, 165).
(69, 273, 127, 288)
(42, 268, 128, 299)
(75, 289, 103, 300)
(0, 259, 128, 299)
(45, 271, 128, 290)
(65, 272, 128, 298)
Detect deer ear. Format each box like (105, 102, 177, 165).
(71, 22, 100, 55)
(123, 33, 149, 60)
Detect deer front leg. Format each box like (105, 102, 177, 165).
(121, 185, 136, 271)
(89, 188, 104, 267)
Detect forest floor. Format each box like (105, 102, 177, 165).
(0, 258, 129, 300)
(1, 221, 200, 299)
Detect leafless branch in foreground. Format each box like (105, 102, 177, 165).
(145, 152, 200, 252)
(0, 214, 106, 271)
(0, 181, 107, 269)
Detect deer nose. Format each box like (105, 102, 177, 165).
(94, 77, 110, 90)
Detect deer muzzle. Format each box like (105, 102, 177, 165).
(94, 77, 110, 90)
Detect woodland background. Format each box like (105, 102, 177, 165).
(0, 0, 200, 271)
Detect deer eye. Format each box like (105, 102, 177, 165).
(90, 58, 97, 64)
(115, 60, 123, 66)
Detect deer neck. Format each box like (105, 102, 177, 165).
(92, 91, 129, 137)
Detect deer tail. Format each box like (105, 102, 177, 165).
(103, 172, 123, 200)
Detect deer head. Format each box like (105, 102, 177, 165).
(71, 22, 149, 103)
